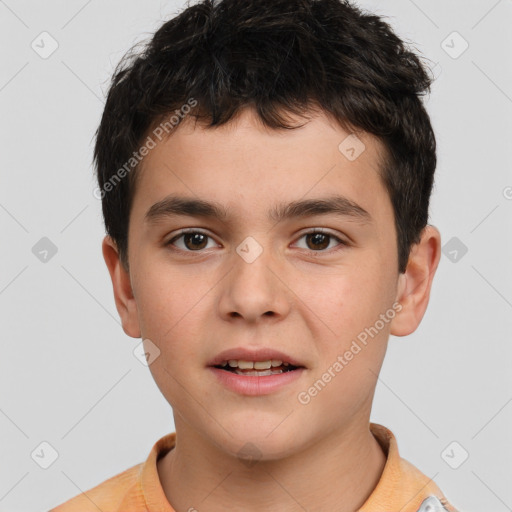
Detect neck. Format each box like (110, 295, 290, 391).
(158, 418, 386, 512)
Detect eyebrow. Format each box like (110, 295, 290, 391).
(144, 194, 372, 225)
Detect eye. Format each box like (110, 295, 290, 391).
(166, 229, 219, 251)
(165, 228, 348, 254)
(293, 229, 347, 253)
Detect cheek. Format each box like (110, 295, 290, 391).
(300, 271, 392, 417)
(297, 260, 393, 343)
(134, 269, 213, 410)
(133, 265, 209, 357)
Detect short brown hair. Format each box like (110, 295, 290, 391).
(94, 0, 436, 273)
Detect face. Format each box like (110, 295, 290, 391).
(116, 108, 404, 459)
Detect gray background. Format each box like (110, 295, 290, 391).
(1, 0, 511, 511)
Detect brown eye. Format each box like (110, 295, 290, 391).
(167, 230, 217, 251)
(294, 229, 347, 254)
(182, 232, 208, 250)
(305, 232, 330, 251)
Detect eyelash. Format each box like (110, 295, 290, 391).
(165, 228, 348, 256)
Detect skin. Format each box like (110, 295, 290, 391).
(103, 107, 441, 512)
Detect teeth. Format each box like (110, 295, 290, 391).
(254, 361, 271, 370)
(235, 369, 283, 376)
(223, 359, 289, 369)
(237, 360, 254, 369)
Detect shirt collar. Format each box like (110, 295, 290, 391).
(134, 423, 452, 512)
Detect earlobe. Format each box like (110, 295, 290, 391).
(390, 225, 442, 337)
(102, 236, 141, 338)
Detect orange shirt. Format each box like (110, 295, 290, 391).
(50, 423, 458, 512)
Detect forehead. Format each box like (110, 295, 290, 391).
(131, 108, 392, 228)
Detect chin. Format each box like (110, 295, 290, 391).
(210, 418, 308, 463)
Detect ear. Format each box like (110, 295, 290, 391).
(390, 225, 441, 337)
(102, 235, 141, 338)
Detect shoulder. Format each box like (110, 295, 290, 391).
(392, 445, 459, 511)
(366, 423, 459, 512)
(49, 463, 143, 512)
(48, 432, 177, 512)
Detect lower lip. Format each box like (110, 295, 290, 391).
(208, 367, 306, 396)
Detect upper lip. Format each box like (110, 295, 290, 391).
(208, 347, 306, 368)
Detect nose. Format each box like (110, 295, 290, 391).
(217, 238, 291, 324)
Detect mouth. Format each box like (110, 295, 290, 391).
(207, 347, 306, 377)
(213, 359, 302, 376)
(207, 348, 306, 395)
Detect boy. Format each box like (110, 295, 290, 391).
(51, 0, 459, 510)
